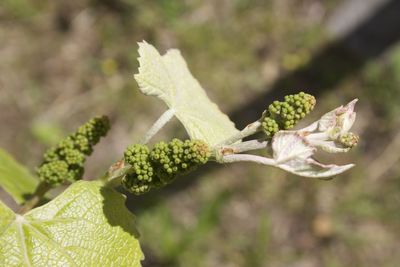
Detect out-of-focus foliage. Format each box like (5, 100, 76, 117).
(363, 46, 400, 123)
(0, 149, 38, 204)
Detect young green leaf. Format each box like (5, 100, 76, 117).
(0, 148, 38, 204)
(134, 41, 239, 146)
(0, 181, 143, 266)
(0, 199, 15, 231)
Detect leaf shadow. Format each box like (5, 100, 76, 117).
(100, 186, 140, 238)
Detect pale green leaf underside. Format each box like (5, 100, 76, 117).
(0, 148, 38, 204)
(272, 132, 354, 178)
(0, 181, 143, 267)
(134, 41, 239, 146)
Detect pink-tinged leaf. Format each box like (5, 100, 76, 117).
(299, 121, 319, 133)
(277, 158, 354, 179)
(318, 109, 338, 132)
(318, 99, 358, 136)
(295, 98, 359, 153)
(272, 132, 315, 163)
(307, 139, 351, 153)
(271, 131, 354, 178)
(341, 99, 357, 133)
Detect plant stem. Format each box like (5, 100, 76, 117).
(141, 109, 175, 144)
(224, 139, 268, 153)
(217, 120, 262, 146)
(221, 153, 276, 166)
(19, 182, 52, 214)
(214, 139, 268, 161)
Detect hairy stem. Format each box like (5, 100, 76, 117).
(141, 109, 175, 144)
(221, 153, 276, 166)
(19, 182, 52, 214)
(217, 120, 262, 146)
(218, 139, 268, 155)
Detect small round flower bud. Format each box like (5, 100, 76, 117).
(73, 116, 110, 155)
(65, 166, 84, 183)
(122, 139, 210, 195)
(150, 139, 210, 186)
(261, 117, 279, 138)
(62, 149, 85, 166)
(339, 132, 359, 148)
(122, 144, 155, 195)
(72, 135, 92, 155)
(262, 92, 316, 137)
(37, 160, 69, 186)
(43, 147, 60, 162)
(122, 174, 152, 195)
(37, 116, 110, 186)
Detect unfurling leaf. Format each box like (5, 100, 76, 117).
(272, 132, 354, 178)
(272, 132, 315, 163)
(0, 181, 143, 267)
(134, 41, 239, 146)
(276, 157, 354, 179)
(298, 99, 359, 153)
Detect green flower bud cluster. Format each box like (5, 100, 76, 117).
(122, 144, 154, 195)
(37, 116, 110, 186)
(150, 139, 210, 184)
(261, 92, 316, 137)
(261, 117, 280, 138)
(122, 139, 210, 195)
(339, 132, 359, 148)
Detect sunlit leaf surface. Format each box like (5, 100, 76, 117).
(134, 41, 239, 146)
(0, 181, 143, 267)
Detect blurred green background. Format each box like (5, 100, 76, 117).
(1, 0, 400, 266)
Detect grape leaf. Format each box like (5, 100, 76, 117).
(276, 157, 354, 179)
(0, 148, 38, 204)
(272, 132, 315, 163)
(272, 132, 354, 178)
(0, 200, 15, 231)
(295, 99, 359, 154)
(0, 181, 143, 266)
(134, 41, 239, 146)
